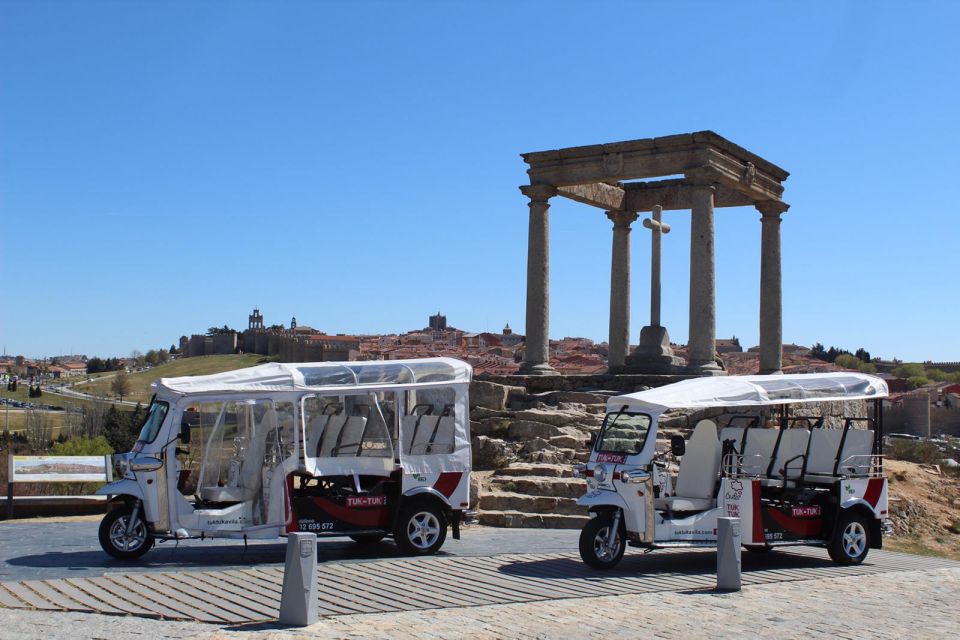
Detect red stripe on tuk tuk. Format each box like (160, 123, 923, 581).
(433, 472, 463, 498)
(752, 479, 763, 543)
(863, 477, 884, 508)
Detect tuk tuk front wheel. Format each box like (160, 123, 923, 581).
(99, 506, 154, 560)
(394, 503, 447, 555)
(828, 510, 870, 566)
(579, 513, 626, 570)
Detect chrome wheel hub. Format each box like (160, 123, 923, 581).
(842, 521, 866, 558)
(407, 512, 440, 550)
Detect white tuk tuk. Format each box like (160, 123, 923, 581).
(96, 358, 472, 559)
(576, 373, 890, 569)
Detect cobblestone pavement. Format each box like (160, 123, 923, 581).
(1, 566, 957, 639)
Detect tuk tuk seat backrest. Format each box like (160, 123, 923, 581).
(318, 414, 349, 457)
(839, 429, 875, 475)
(719, 427, 745, 452)
(416, 416, 456, 454)
(673, 420, 721, 500)
(804, 429, 844, 476)
(333, 416, 368, 457)
(769, 429, 810, 479)
(740, 429, 778, 476)
(304, 414, 330, 459)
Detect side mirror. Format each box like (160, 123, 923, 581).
(179, 421, 191, 445)
(587, 433, 597, 450)
(670, 435, 686, 457)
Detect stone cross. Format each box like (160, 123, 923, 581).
(642, 205, 671, 327)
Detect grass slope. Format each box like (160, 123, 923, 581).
(74, 354, 270, 404)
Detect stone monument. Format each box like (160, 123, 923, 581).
(517, 131, 789, 377)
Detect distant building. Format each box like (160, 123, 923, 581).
(429, 312, 447, 332)
(716, 337, 742, 354)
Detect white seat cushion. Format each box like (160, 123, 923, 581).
(654, 496, 716, 512)
(805, 429, 843, 476)
(200, 485, 253, 503)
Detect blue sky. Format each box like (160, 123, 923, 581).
(1, 1, 957, 361)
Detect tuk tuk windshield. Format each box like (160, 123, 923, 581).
(596, 409, 651, 456)
(137, 400, 170, 444)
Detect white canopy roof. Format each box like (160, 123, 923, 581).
(155, 357, 472, 396)
(609, 372, 888, 414)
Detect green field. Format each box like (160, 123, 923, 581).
(73, 354, 270, 404)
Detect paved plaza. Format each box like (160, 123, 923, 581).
(0, 523, 957, 638)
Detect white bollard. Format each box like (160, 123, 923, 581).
(716, 516, 742, 591)
(279, 532, 319, 626)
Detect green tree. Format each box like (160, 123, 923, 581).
(834, 354, 861, 370)
(810, 343, 828, 361)
(102, 405, 139, 452)
(111, 371, 131, 402)
(145, 349, 160, 366)
(906, 376, 930, 389)
(854, 348, 871, 363)
(158, 349, 170, 364)
(893, 363, 926, 379)
(51, 436, 113, 456)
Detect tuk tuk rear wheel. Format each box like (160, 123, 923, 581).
(828, 510, 870, 565)
(579, 513, 626, 570)
(394, 503, 447, 556)
(99, 506, 154, 560)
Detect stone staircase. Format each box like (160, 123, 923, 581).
(479, 463, 589, 529)
(469, 383, 612, 529)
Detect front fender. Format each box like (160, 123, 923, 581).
(96, 478, 144, 500)
(577, 489, 627, 511)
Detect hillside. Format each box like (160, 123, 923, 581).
(73, 354, 270, 404)
(885, 459, 960, 560)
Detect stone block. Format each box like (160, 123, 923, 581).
(470, 381, 526, 411)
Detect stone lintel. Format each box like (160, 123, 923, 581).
(622, 179, 756, 212)
(522, 130, 788, 191)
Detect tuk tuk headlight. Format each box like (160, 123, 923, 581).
(594, 465, 608, 484)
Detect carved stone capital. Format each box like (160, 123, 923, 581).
(519, 184, 557, 204)
(756, 200, 789, 217)
(606, 210, 639, 228)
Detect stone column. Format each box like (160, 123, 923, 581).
(519, 185, 558, 375)
(607, 210, 638, 371)
(686, 179, 723, 374)
(757, 201, 788, 375)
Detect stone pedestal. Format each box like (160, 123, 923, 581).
(623, 325, 684, 374)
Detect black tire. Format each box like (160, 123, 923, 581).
(744, 544, 774, 553)
(828, 509, 871, 565)
(349, 533, 386, 544)
(394, 502, 447, 555)
(579, 512, 626, 570)
(98, 506, 154, 560)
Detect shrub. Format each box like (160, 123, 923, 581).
(51, 436, 113, 456)
(888, 440, 943, 465)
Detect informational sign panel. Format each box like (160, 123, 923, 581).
(9, 455, 111, 483)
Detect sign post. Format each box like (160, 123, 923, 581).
(278, 532, 319, 626)
(716, 516, 742, 591)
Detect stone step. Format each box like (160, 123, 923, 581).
(478, 510, 588, 529)
(488, 476, 587, 499)
(493, 463, 575, 478)
(478, 491, 586, 516)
